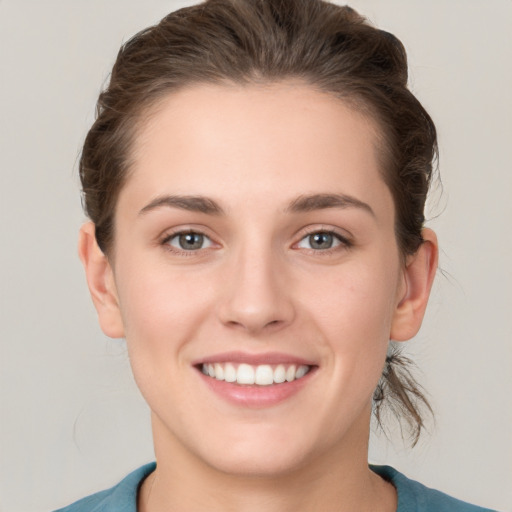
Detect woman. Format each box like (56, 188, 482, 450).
(56, 0, 497, 510)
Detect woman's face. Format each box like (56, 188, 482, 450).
(104, 82, 410, 475)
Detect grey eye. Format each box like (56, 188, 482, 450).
(297, 232, 342, 250)
(168, 232, 212, 250)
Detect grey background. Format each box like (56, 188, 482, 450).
(1, 1, 511, 511)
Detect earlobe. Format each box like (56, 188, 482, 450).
(390, 228, 438, 342)
(78, 222, 125, 338)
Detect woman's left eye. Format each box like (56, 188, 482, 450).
(296, 231, 346, 250)
(165, 232, 213, 251)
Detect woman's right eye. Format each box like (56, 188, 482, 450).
(164, 232, 213, 251)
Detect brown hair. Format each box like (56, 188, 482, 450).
(80, 0, 437, 444)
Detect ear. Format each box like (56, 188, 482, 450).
(390, 228, 438, 341)
(78, 222, 125, 338)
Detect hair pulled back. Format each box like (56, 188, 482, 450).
(80, 0, 437, 444)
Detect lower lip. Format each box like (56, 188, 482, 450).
(198, 368, 315, 408)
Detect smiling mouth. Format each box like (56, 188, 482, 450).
(199, 362, 312, 386)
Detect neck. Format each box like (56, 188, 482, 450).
(138, 411, 396, 512)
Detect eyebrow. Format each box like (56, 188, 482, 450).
(286, 193, 375, 217)
(138, 192, 375, 217)
(139, 195, 225, 216)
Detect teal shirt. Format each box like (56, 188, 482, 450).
(53, 462, 498, 512)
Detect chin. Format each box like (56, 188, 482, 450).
(187, 421, 332, 479)
(204, 445, 311, 478)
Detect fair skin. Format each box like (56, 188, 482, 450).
(79, 82, 437, 512)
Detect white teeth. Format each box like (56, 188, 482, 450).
(255, 365, 274, 386)
(224, 363, 237, 382)
(214, 363, 224, 380)
(237, 364, 255, 384)
(285, 365, 296, 382)
(274, 364, 286, 384)
(295, 365, 308, 379)
(201, 362, 312, 385)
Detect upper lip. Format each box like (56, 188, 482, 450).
(192, 351, 317, 367)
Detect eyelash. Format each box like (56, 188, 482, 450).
(160, 227, 352, 255)
(161, 230, 215, 256)
(294, 228, 352, 254)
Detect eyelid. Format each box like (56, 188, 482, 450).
(292, 225, 353, 251)
(157, 224, 352, 255)
(167, 232, 213, 250)
(159, 225, 220, 255)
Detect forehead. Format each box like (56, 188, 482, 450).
(120, 81, 391, 217)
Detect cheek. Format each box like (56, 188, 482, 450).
(113, 265, 214, 411)
(114, 259, 214, 357)
(303, 256, 400, 344)
(303, 254, 400, 384)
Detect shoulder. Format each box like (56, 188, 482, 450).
(371, 465, 498, 512)
(52, 462, 156, 512)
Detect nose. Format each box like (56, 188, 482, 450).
(217, 244, 295, 335)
